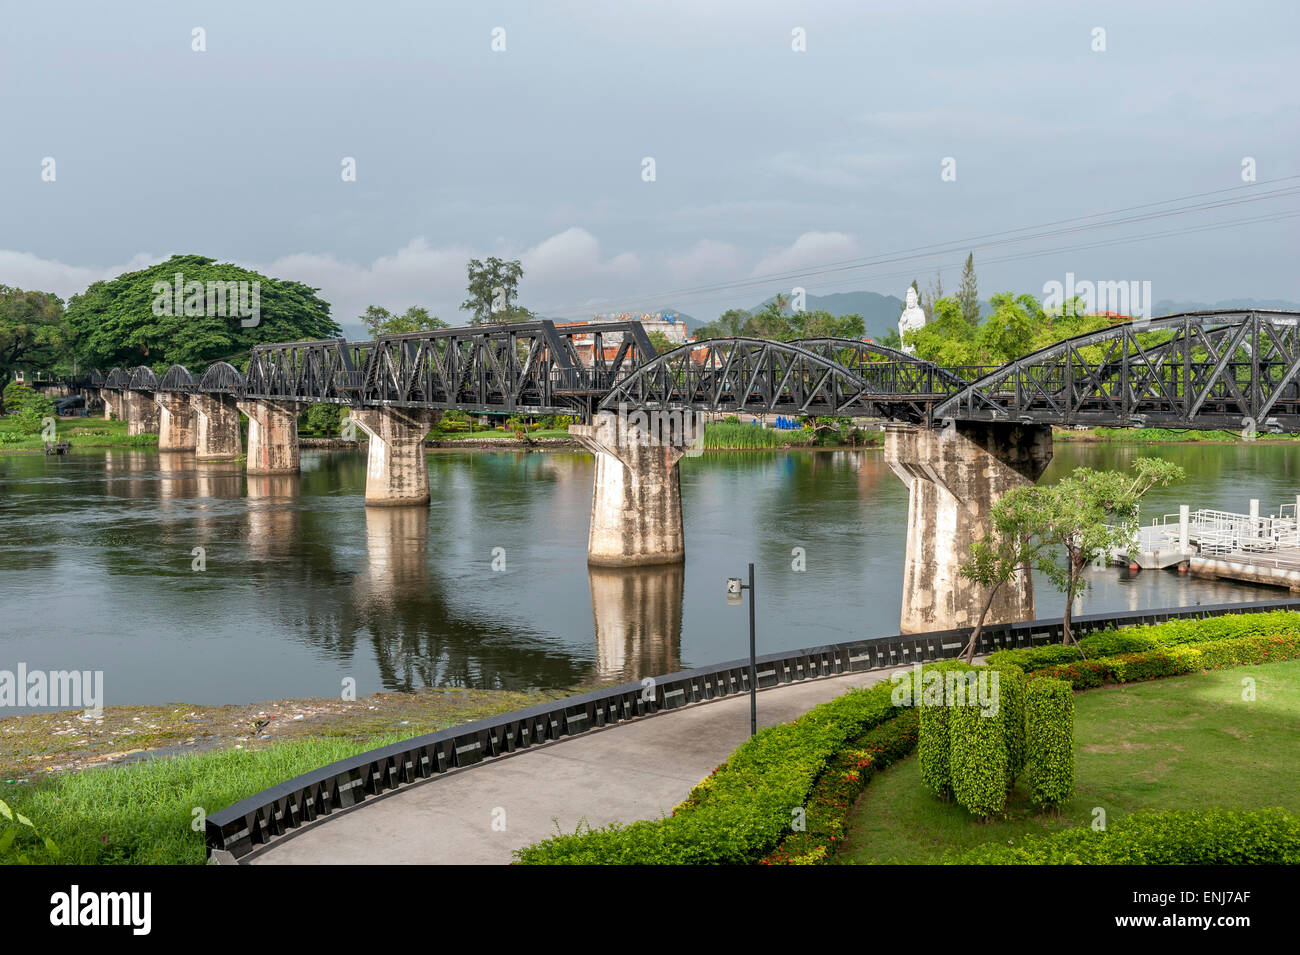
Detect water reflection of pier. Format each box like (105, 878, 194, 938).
(589, 565, 682, 681)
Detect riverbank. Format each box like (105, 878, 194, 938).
(7, 418, 1300, 456)
(1055, 426, 1300, 444)
(0, 686, 568, 782)
(0, 417, 156, 452)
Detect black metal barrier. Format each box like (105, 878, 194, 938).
(207, 596, 1300, 859)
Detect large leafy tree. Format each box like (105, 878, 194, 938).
(0, 286, 69, 389)
(461, 257, 530, 325)
(64, 254, 340, 371)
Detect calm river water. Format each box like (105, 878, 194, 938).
(0, 442, 1294, 708)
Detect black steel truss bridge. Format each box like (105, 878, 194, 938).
(88, 309, 1300, 431)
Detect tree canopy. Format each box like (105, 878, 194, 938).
(694, 297, 866, 342)
(0, 286, 68, 381)
(360, 305, 448, 337)
(461, 257, 532, 324)
(65, 254, 340, 371)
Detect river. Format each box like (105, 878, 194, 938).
(0, 442, 1293, 709)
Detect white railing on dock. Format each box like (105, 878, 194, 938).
(1127, 496, 1300, 560)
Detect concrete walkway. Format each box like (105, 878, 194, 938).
(249, 667, 894, 865)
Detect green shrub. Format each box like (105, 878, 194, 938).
(949, 699, 1008, 818)
(1034, 632, 1300, 689)
(761, 710, 919, 864)
(986, 643, 1084, 671)
(1025, 678, 1074, 808)
(987, 611, 1300, 673)
(915, 660, 976, 801)
(980, 662, 1025, 784)
(918, 699, 953, 801)
(2, 382, 55, 435)
(950, 809, 1300, 864)
(515, 682, 900, 864)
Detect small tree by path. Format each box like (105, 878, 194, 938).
(958, 457, 1185, 659)
(958, 486, 1046, 662)
(1037, 458, 1185, 646)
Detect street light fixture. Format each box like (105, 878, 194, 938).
(727, 563, 757, 737)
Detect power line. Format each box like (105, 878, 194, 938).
(533, 176, 1300, 318)
(571, 206, 1300, 320)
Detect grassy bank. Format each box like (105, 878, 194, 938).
(835, 659, 1300, 863)
(0, 685, 568, 864)
(0, 416, 156, 452)
(1057, 426, 1300, 444)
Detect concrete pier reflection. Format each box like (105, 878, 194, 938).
(245, 474, 301, 560)
(588, 564, 683, 681)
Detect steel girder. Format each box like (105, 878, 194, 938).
(597, 338, 889, 416)
(933, 310, 1300, 431)
(240, 320, 657, 415)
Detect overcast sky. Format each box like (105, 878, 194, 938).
(2, 0, 1297, 336)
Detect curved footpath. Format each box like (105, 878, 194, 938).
(246, 667, 896, 865)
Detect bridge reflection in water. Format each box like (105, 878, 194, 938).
(588, 565, 683, 681)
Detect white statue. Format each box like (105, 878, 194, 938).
(898, 287, 926, 355)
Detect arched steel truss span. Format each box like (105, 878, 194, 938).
(598, 338, 886, 417)
(934, 310, 1300, 432)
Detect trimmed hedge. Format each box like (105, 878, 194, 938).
(950, 808, 1300, 864)
(1025, 679, 1075, 808)
(989, 663, 1026, 783)
(949, 699, 1009, 818)
(1032, 632, 1300, 690)
(918, 700, 953, 800)
(513, 681, 900, 864)
(916, 661, 973, 801)
(761, 710, 919, 864)
(986, 609, 1300, 673)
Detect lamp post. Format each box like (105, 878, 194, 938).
(727, 563, 757, 737)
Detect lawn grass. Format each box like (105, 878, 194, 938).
(836, 659, 1300, 863)
(0, 687, 569, 865)
(0, 415, 154, 452)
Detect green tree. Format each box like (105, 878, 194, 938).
(960, 457, 1184, 657)
(360, 304, 449, 337)
(957, 253, 980, 326)
(877, 327, 904, 350)
(1036, 458, 1185, 644)
(798, 310, 865, 340)
(906, 296, 979, 364)
(647, 331, 675, 354)
(977, 292, 1042, 363)
(300, 403, 345, 436)
(461, 257, 527, 325)
(957, 485, 1048, 662)
(694, 308, 750, 340)
(64, 254, 340, 371)
(2, 381, 55, 435)
(0, 287, 68, 411)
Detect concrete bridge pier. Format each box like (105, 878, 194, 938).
(125, 391, 160, 436)
(154, 394, 197, 452)
(349, 408, 441, 506)
(885, 421, 1053, 634)
(237, 400, 304, 475)
(190, 394, 243, 461)
(570, 410, 704, 566)
(100, 389, 119, 420)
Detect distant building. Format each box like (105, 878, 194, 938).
(558, 312, 694, 365)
